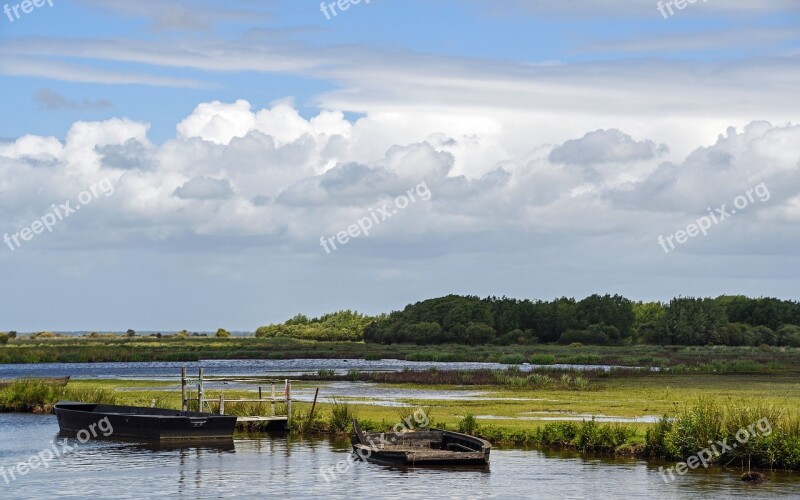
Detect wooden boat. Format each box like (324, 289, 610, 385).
(54, 402, 237, 441)
(0, 376, 70, 388)
(351, 419, 491, 466)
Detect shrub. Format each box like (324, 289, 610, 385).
(527, 373, 554, 388)
(499, 353, 526, 365)
(329, 398, 355, 434)
(0, 334, 8, 345)
(529, 353, 556, 365)
(458, 414, 479, 435)
(558, 354, 602, 365)
(216, 328, 231, 338)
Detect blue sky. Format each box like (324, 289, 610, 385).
(1, 0, 799, 331)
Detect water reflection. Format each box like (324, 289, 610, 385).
(1, 414, 797, 499)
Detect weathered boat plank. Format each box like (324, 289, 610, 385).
(351, 419, 491, 467)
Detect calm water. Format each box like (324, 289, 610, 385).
(1, 414, 797, 499)
(0, 359, 637, 380)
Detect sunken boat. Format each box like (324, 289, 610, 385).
(54, 401, 237, 441)
(351, 419, 491, 466)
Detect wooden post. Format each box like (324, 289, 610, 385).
(218, 394, 225, 415)
(198, 368, 205, 413)
(271, 383, 276, 416)
(285, 379, 291, 416)
(309, 388, 319, 421)
(258, 386, 263, 415)
(181, 367, 188, 412)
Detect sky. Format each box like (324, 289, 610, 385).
(1, 0, 799, 332)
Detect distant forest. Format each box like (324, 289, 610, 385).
(257, 295, 800, 347)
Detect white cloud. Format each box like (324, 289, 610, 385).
(0, 100, 797, 260)
(174, 176, 234, 200)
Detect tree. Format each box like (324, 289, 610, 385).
(464, 323, 495, 345)
(216, 328, 231, 338)
(126, 329, 136, 337)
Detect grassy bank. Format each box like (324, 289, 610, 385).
(0, 379, 117, 413)
(3, 374, 798, 471)
(2, 336, 800, 372)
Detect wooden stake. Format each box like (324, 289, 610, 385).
(181, 367, 188, 412)
(198, 368, 205, 413)
(309, 388, 320, 422)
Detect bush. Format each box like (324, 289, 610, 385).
(216, 328, 231, 338)
(458, 414, 479, 435)
(329, 398, 355, 434)
(499, 353, 526, 365)
(529, 353, 556, 365)
(0, 334, 8, 345)
(256, 310, 373, 342)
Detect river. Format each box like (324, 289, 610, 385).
(1, 414, 797, 499)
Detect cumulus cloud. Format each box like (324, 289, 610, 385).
(0, 100, 798, 259)
(174, 176, 234, 200)
(96, 138, 151, 170)
(549, 129, 668, 166)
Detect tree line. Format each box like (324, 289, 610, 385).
(361, 294, 800, 347)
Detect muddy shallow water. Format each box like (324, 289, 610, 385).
(0, 358, 640, 380)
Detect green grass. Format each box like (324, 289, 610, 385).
(2, 373, 799, 471)
(0, 379, 117, 412)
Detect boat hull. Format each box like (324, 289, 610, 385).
(54, 402, 237, 441)
(351, 422, 491, 467)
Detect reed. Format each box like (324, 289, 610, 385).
(328, 398, 355, 434)
(645, 400, 800, 470)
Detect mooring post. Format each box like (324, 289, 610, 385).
(285, 379, 291, 416)
(309, 388, 319, 421)
(218, 394, 225, 415)
(181, 367, 188, 412)
(198, 368, 205, 413)
(271, 383, 276, 416)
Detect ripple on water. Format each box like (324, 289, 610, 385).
(1, 414, 797, 499)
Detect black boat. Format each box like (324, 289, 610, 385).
(351, 419, 491, 466)
(54, 401, 237, 441)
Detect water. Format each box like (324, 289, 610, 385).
(1, 414, 797, 499)
(0, 359, 636, 380)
